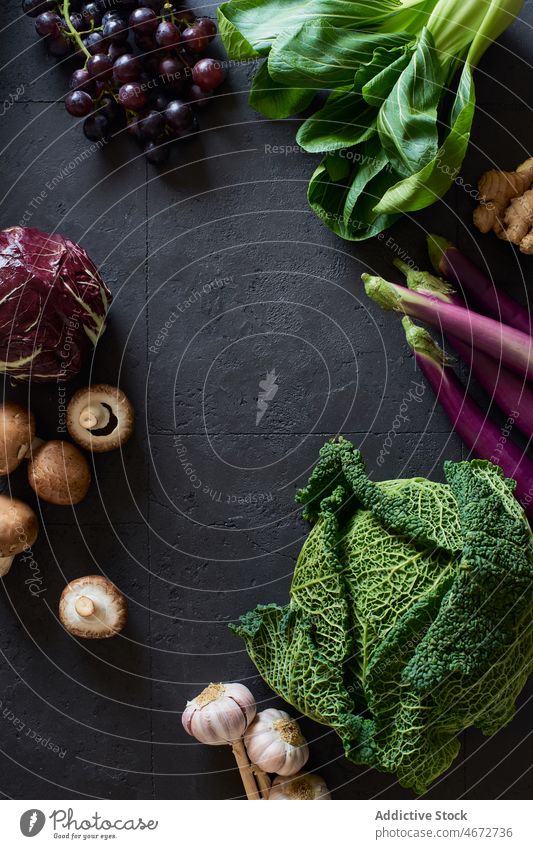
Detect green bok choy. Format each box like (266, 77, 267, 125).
(218, 0, 524, 240)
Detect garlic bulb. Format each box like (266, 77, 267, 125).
(182, 682, 256, 745)
(268, 772, 331, 800)
(244, 708, 309, 775)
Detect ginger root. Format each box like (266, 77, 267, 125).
(473, 157, 533, 254)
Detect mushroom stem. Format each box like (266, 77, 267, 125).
(251, 763, 271, 799)
(23, 437, 44, 459)
(75, 596, 95, 617)
(231, 739, 261, 800)
(79, 404, 110, 431)
(0, 555, 14, 577)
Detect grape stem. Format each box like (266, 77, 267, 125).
(162, 1, 177, 25)
(77, 24, 103, 37)
(62, 0, 90, 59)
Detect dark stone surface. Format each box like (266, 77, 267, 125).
(0, 0, 532, 801)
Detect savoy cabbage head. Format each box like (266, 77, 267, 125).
(231, 437, 533, 793)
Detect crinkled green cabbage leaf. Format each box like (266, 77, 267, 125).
(231, 438, 533, 793)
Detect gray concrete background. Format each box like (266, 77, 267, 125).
(0, 0, 532, 799)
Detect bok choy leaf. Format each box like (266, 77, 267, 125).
(218, 0, 524, 240)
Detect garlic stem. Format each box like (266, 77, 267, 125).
(231, 739, 260, 800)
(251, 763, 271, 799)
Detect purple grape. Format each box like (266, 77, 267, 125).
(139, 109, 165, 139)
(155, 21, 181, 49)
(65, 90, 93, 117)
(178, 8, 195, 23)
(144, 140, 169, 165)
(192, 58, 225, 91)
(47, 34, 72, 56)
(138, 71, 155, 95)
(81, 2, 102, 26)
(134, 32, 158, 52)
(129, 7, 158, 35)
(118, 83, 147, 110)
(127, 118, 143, 140)
(83, 112, 110, 141)
(69, 12, 84, 31)
(159, 55, 185, 82)
(70, 68, 95, 94)
(164, 99, 193, 133)
(102, 11, 121, 25)
(189, 83, 211, 105)
(98, 95, 126, 128)
(24, 0, 226, 161)
(84, 32, 107, 55)
(93, 80, 106, 99)
(113, 53, 141, 83)
(87, 53, 113, 80)
(159, 57, 187, 93)
(108, 42, 130, 61)
(182, 25, 209, 55)
(141, 0, 164, 10)
(196, 18, 217, 41)
(143, 53, 161, 75)
(35, 11, 62, 37)
(102, 16, 128, 43)
(22, 0, 54, 17)
(151, 91, 171, 111)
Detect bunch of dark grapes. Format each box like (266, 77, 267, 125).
(23, 0, 226, 164)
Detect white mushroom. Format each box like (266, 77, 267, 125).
(0, 403, 37, 475)
(0, 494, 38, 576)
(59, 575, 127, 639)
(67, 384, 134, 453)
(27, 440, 91, 505)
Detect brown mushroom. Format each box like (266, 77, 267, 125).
(27, 440, 91, 505)
(59, 575, 127, 638)
(0, 403, 37, 475)
(0, 494, 38, 576)
(67, 384, 134, 453)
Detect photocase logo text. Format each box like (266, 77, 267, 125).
(256, 369, 280, 425)
(20, 809, 46, 837)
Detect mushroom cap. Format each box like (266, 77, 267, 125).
(0, 403, 36, 475)
(59, 575, 127, 639)
(27, 440, 91, 505)
(0, 494, 38, 557)
(67, 384, 134, 453)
